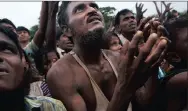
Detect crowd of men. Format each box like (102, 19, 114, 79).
(0, 1, 187, 111)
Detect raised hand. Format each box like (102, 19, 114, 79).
(117, 19, 169, 93)
(136, 3, 147, 25)
(162, 1, 173, 12)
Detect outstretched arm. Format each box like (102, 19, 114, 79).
(33, 1, 48, 48)
(45, 1, 59, 51)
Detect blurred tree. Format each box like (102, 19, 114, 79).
(99, 6, 116, 30)
(29, 24, 38, 41)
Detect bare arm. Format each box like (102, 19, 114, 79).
(33, 1, 48, 48)
(47, 62, 87, 111)
(45, 2, 59, 51)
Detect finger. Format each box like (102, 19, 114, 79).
(143, 9, 147, 13)
(136, 3, 138, 8)
(162, 1, 167, 7)
(145, 39, 167, 66)
(133, 33, 158, 69)
(137, 16, 153, 31)
(141, 4, 144, 9)
(120, 40, 129, 56)
(152, 47, 167, 67)
(143, 24, 151, 41)
(149, 20, 156, 33)
(127, 31, 144, 64)
(167, 3, 171, 7)
(157, 25, 163, 37)
(139, 3, 142, 8)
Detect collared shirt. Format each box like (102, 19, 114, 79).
(25, 96, 67, 111)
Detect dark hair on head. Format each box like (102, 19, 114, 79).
(16, 26, 30, 35)
(172, 9, 178, 13)
(103, 31, 121, 49)
(164, 16, 188, 40)
(58, 1, 71, 28)
(0, 25, 23, 58)
(0, 18, 16, 30)
(114, 9, 133, 26)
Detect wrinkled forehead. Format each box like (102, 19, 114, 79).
(120, 12, 134, 18)
(66, 1, 97, 16)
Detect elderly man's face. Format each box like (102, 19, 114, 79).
(66, 1, 105, 36)
(0, 32, 25, 91)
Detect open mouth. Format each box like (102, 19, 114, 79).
(129, 24, 136, 27)
(87, 16, 101, 23)
(0, 68, 9, 75)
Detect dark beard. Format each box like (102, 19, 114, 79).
(76, 28, 105, 51)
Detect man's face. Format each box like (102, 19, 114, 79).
(17, 30, 30, 43)
(66, 1, 104, 37)
(58, 34, 73, 52)
(119, 12, 137, 34)
(0, 32, 25, 91)
(1, 23, 16, 33)
(172, 12, 178, 17)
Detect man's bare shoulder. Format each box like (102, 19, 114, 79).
(47, 53, 75, 79)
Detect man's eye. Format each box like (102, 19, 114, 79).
(75, 5, 85, 13)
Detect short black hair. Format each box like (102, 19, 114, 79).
(0, 25, 23, 58)
(58, 1, 71, 28)
(164, 16, 188, 40)
(172, 9, 178, 13)
(16, 26, 30, 35)
(114, 9, 133, 26)
(0, 18, 16, 29)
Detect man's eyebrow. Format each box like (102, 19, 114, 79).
(89, 2, 99, 8)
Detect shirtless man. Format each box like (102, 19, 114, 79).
(47, 1, 168, 111)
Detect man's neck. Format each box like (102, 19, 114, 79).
(0, 88, 25, 111)
(122, 32, 135, 41)
(73, 44, 102, 64)
(20, 41, 29, 48)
